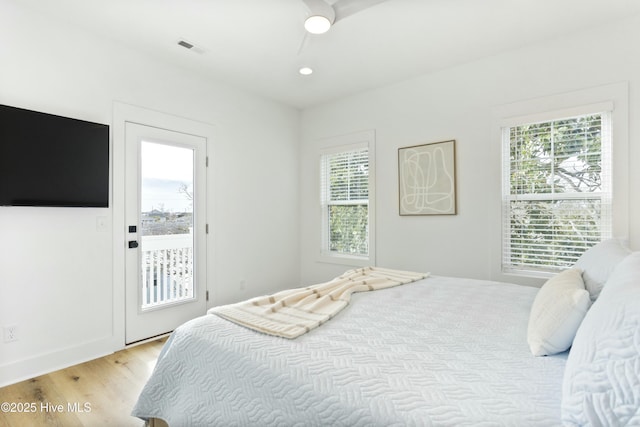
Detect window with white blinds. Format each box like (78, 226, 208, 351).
(320, 143, 370, 259)
(502, 111, 612, 274)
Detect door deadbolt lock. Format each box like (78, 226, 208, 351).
(128, 240, 139, 249)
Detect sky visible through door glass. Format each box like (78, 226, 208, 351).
(141, 141, 194, 213)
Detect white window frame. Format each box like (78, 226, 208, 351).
(318, 130, 376, 267)
(490, 83, 629, 282)
(501, 105, 612, 276)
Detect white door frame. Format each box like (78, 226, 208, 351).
(112, 102, 215, 348)
(124, 123, 207, 344)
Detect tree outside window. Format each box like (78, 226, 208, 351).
(321, 146, 370, 258)
(503, 112, 611, 273)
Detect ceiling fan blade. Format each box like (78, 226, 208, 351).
(332, 0, 389, 22)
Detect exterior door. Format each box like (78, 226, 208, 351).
(125, 122, 207, 344)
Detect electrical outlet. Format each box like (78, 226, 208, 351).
(3, 324, 18, 343)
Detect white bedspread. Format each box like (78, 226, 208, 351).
(132, 276, 568, 426)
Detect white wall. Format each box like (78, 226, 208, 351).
(299, 14, 640, 285)
(0, 2, 300, 386)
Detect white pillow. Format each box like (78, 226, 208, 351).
(562, 252, 640, 426)
(574, 239, 631, 301)
(527, 268, 591, 357)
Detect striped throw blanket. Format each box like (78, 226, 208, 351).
(209, 267, 429, 339)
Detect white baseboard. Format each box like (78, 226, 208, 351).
(0, 336, 119, 388)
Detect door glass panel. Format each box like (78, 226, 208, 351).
(140, 141, 195, 310)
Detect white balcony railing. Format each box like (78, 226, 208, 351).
(141, 233, 193, 309)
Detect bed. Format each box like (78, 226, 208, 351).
(132, 241, 640, 426)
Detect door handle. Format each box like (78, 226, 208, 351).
(128, 240, 139, 249)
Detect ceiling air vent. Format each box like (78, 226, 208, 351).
(178, 40, 194, 49)
(177, 39, 206, 54)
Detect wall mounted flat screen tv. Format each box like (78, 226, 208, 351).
(0, 104, 109, 207)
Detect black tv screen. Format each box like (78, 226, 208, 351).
(0, 104, 109, 207)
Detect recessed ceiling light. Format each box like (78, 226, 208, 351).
(299, 67, 313, 76)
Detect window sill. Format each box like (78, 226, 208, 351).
(317, 252, 373, 268)
(502, 267, 557, 280)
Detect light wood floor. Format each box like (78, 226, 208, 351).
(0, 338, 166, 427)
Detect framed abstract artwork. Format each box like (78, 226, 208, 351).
(398, 139, 456, 215)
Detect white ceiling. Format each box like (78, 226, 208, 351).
(15, 0, 640, 109)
